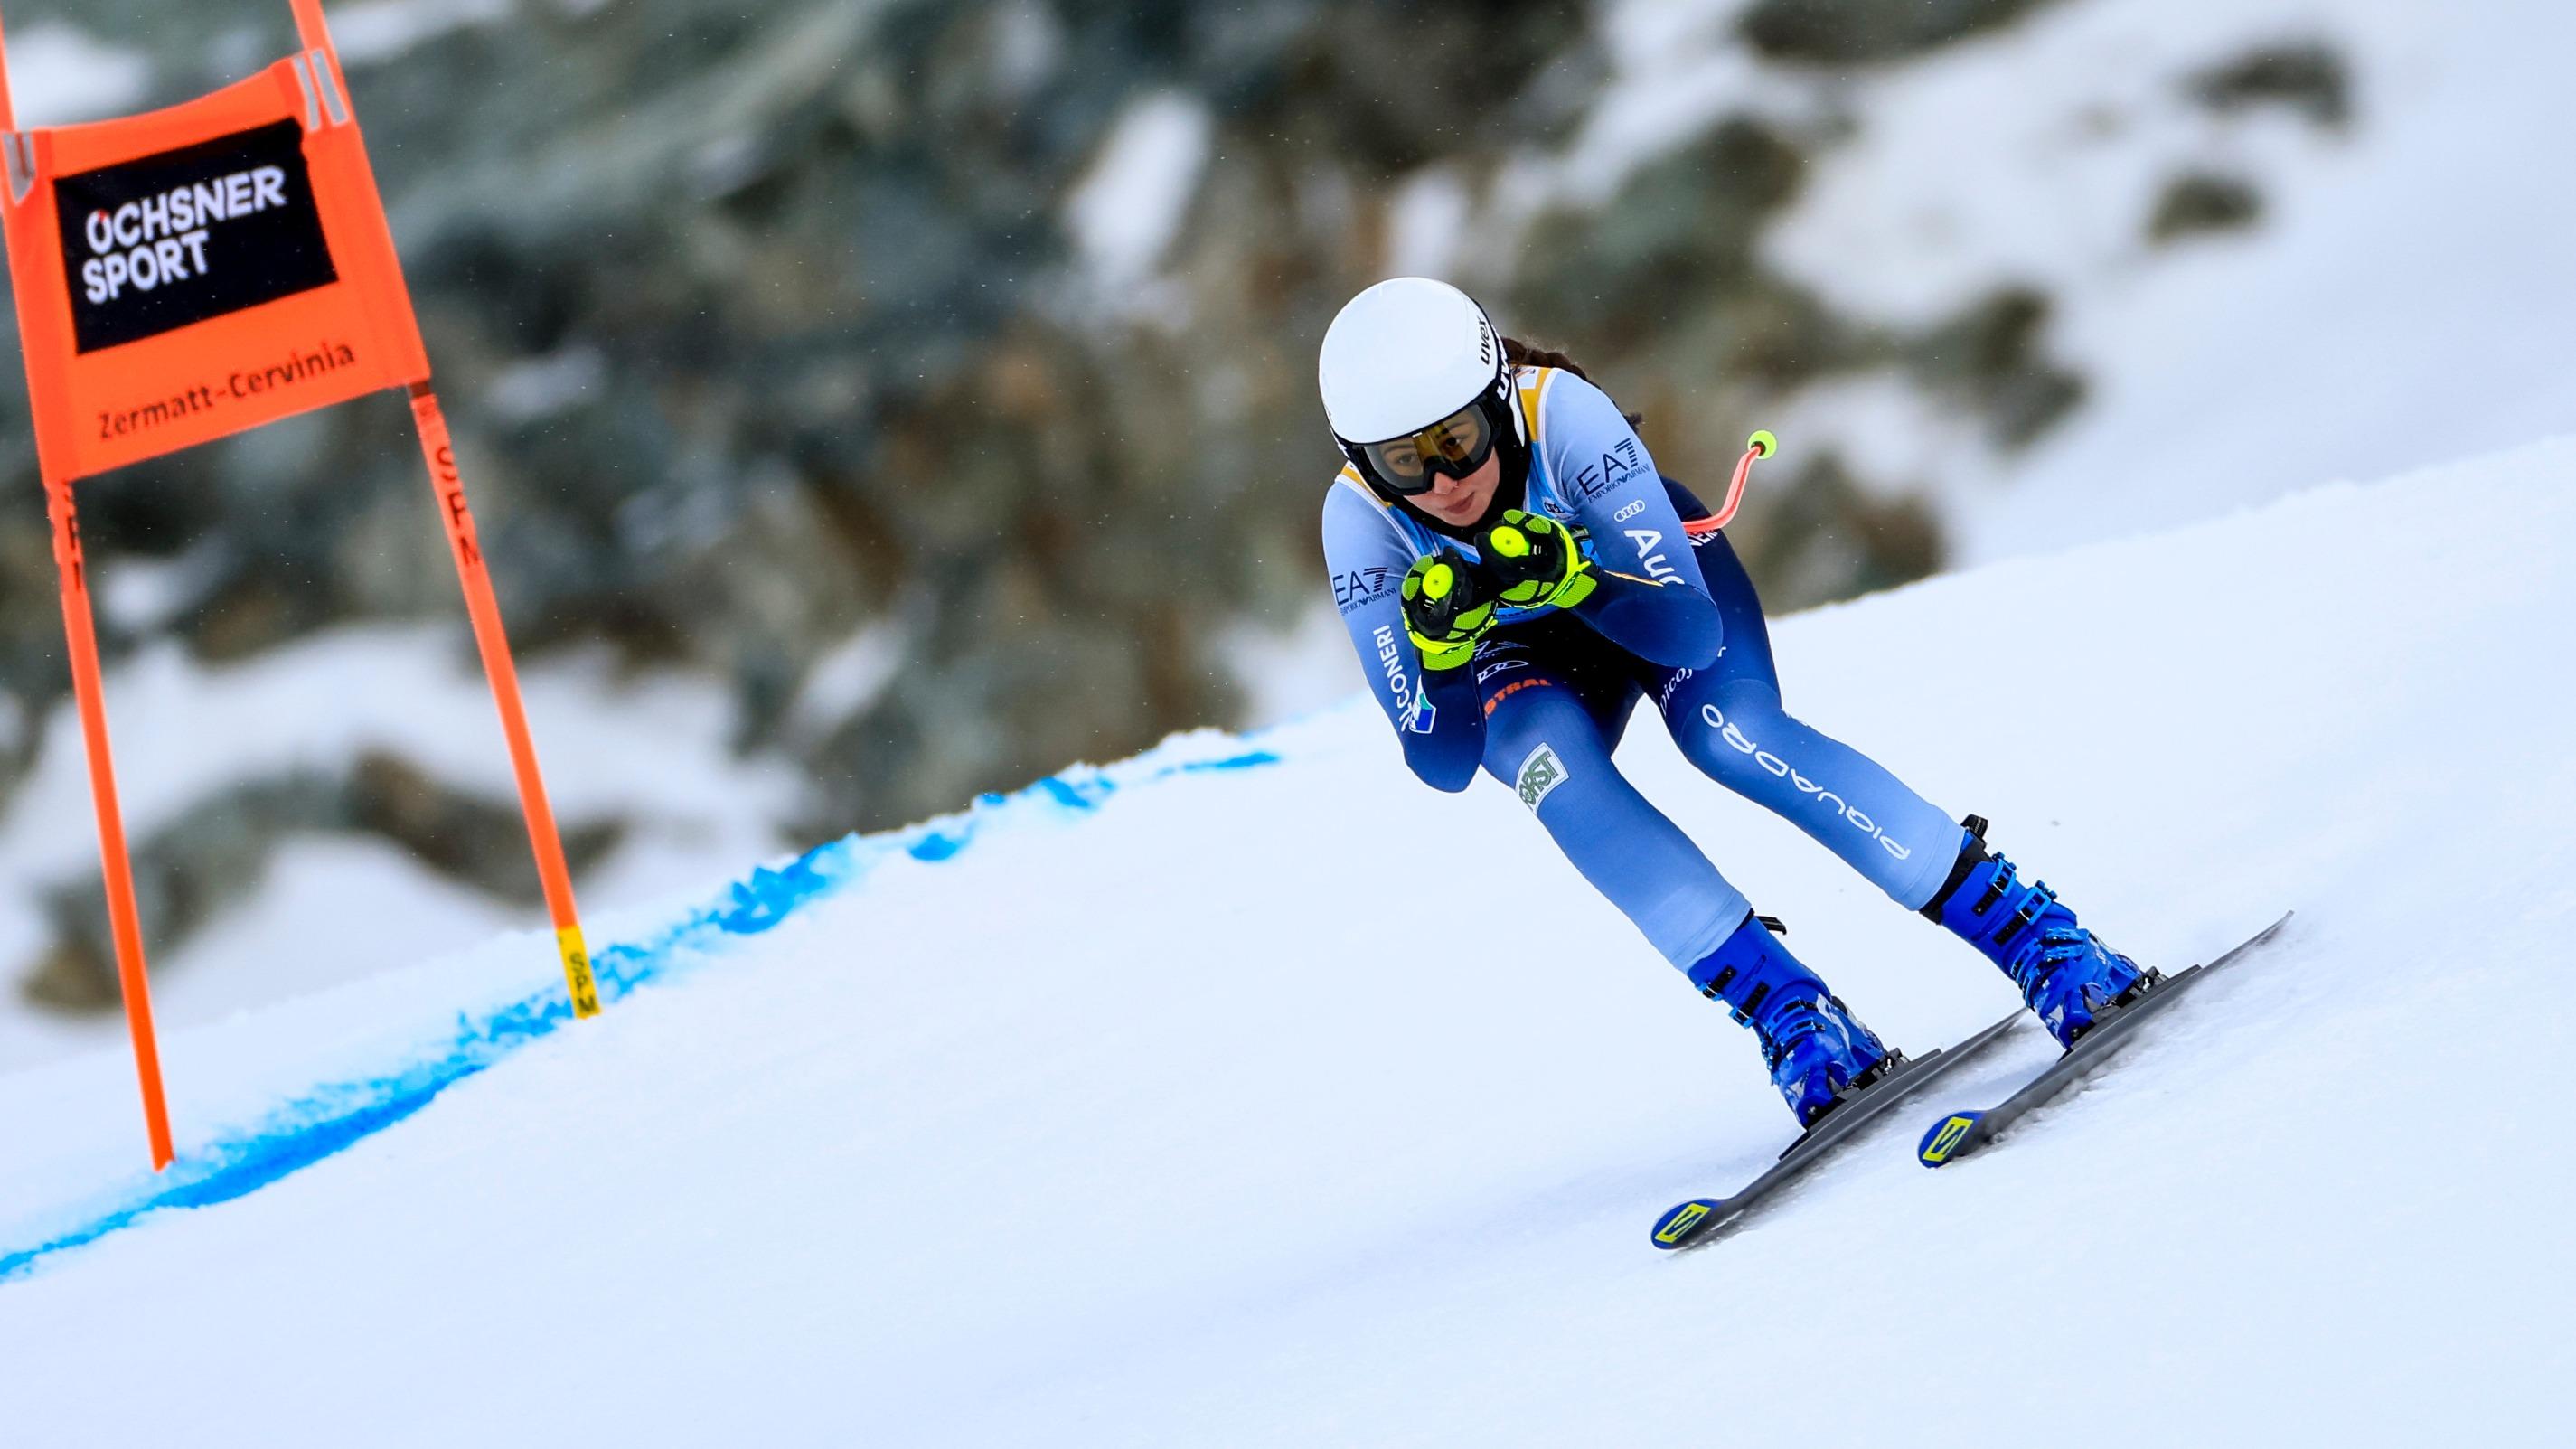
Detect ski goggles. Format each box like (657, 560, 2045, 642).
(1349, 393, 1506, 496)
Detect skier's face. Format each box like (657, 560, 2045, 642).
(1411, 449, 1500, 527)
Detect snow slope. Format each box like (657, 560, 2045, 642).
(2, 441, 2572, 1445)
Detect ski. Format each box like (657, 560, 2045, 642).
(1915, 911, 2296, 1168)
(1650, 1008, 2021, 1252)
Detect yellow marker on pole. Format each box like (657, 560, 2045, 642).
(558, 927, 601, 1019)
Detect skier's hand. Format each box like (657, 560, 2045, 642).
(1479, 510, 1596, 610)
(1400, 550, 1496, 671)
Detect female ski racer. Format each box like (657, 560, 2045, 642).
(1318, 277, 2146, 1127)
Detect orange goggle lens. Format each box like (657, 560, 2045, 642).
(1362, 401, 1495, 493)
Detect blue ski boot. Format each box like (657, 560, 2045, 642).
(1921, 816, 2151, 1049)
(1687, 911, 1894, 1128)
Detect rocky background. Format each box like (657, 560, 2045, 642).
(0, 0, 2351, 1018)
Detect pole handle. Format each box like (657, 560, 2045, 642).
(1708, 429, 1778, 530)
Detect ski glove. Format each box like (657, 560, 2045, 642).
(1478, 510, 1597, 610)
(1400, 550, 1497, 671)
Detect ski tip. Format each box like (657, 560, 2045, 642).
(1917, 1110, 1984, 1169)
(1650, 1198, 1728, 1250)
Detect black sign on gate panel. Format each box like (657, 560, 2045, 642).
(53, 118, 339, 355)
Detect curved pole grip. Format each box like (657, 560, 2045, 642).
(1707, 428, 1777, 531)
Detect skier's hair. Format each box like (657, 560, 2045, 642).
(1500, 335, 1593, 381)
(1501, 336, 1644, 428)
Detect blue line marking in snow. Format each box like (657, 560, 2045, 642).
(0, 742, 1283, 1284)
(1176, 751, 1281, 774)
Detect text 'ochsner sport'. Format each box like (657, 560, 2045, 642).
(78, 166, 294, 304)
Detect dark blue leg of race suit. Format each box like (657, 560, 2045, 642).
(1470, 529, 1962, 1122)
(1643, 531, 1962, 914)
(1470, 532, 1962, 976)
(1660, 532, 2146, 1049)
(1469, 616, 1747, 969)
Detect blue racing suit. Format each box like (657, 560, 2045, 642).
(1322, 366, 1961, 976)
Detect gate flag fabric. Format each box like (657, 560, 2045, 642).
(3, 26, 432, 483)
(0, 0, 604, 1173)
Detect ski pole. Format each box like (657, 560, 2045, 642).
(1707, 429, 1776, 530)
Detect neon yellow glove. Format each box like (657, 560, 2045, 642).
(1399, 550, 1496, 671)
(1479, 510, 1596, 609)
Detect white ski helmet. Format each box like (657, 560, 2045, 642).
(1318, 277, 1528, 504)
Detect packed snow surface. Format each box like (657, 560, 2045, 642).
(4, 442, 2573, 1444)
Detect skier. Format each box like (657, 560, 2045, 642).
(1318, 277, 2147, 1127)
